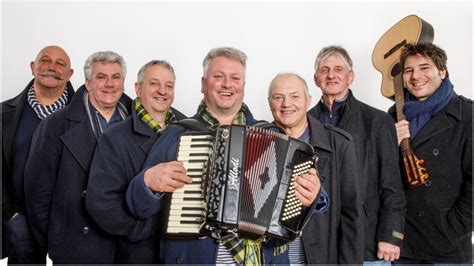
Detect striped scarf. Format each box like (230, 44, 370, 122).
(27, 85, 69, 119)
(196, 99, 247, 130)
(134, 98, 177, 133)
(83, 90, 128, 139)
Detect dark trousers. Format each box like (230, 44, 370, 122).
(394, 257, 472, 265)
(4, 213, 46, 264)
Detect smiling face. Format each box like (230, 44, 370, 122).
(403, 54, 446, 101)
(135, 64, 175, 119)
(201, 56, 245, 120)
(314, 54, 354, 101)
(85, 62, 124, 111)
(30, 46, 73, 91)
(268, 74, 311, 136)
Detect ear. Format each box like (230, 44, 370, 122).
(440, 69, 447, 79)
(30, 61, 35, 76)
(66, 68, 74, 81)
(313, 73, 320, 87)
(347, 70, 355, 86)
(134, 82, 141, 97)
(85, 79, 91, 91)
(201, 76, 205, 94)
(306, 95, 312, 110)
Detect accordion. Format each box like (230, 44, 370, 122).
(165, 125, 316, 241)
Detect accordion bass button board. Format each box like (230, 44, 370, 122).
(164, 125, 316, 241)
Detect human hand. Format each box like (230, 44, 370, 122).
(377, 241, 400, 261)
(395, 119, 410, 145)
(143, 161, 192, 192)
(295, 168, 321, 207)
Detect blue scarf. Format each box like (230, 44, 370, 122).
(404, 77, 454, 138)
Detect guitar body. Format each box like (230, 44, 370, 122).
(372, 15, 434, 100)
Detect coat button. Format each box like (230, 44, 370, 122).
(81, 190, 87, 198)
(83, 226, 89, 234)
(417, 211, 425, 217)
(432, 149, 439, 156)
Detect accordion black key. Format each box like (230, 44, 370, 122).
(165, 125, 316, 241)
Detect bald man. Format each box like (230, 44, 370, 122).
(2, 45, 75, 263)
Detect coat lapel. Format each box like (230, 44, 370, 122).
(132, 110, 158, 154)
(60, 86, 96, 172)
(307, 115, 333, 182)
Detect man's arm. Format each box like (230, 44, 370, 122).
(24, 119, 59, 250)
(125, 127, 190, 219)
(375, 116, 406, 260)
(86, 133, 158, 242)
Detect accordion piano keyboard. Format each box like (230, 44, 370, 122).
(167, 134, 213, 234)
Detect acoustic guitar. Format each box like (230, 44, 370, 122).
(372, 15, 433, 188)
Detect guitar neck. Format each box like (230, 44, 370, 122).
(393, 72, 406, 121)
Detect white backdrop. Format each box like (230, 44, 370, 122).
(1, 1, 472, 122)
(0, 1, 473, 264)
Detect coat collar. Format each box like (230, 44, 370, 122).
(131, 106, 159, 154)
(307, 114, 333, 153)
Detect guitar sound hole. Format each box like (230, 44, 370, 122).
(391, 63, 401, 77)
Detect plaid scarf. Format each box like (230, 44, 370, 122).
(134, 98, 177, 133)
(196, 100, 269, 264)
(27, 85, 69, 120)
(196, 99, 247, 130)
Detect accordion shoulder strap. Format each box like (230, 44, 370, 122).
(251, 120, 285, 133)
(174, 118, 283, 133)
(173, 118, 211, 132)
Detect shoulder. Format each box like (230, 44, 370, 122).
(459, 95, 473, 105)
(171, 107, 188, 120)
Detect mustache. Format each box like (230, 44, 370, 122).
(38, 71, 62, 80)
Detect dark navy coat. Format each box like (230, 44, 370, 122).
(302, 115, 364, 264)
(24, 85, 132, 263)
(388, 94, 472, 263)
(86, 105, 186, 263)
(125, 110, 320, 264)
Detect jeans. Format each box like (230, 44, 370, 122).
(4, 213, 46, 264)
(364, 260, 392, 265)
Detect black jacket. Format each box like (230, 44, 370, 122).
(308, 90, 406, 260)
(1, 79, 74, 259)
(302, 115, 364, 263)
(24, 85, 132, 263)
(85, 105, 186, 263)
(2, 79, 75, 220)
(388, 94, 472, 263)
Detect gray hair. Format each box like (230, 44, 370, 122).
(268, 72, 311, 98)
(84, 51, 126, 81)
(314, 45, 353, 74)
(137, 60, 175, 84)
(202, 47, 247, 77)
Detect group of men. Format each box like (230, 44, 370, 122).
(1, 42, 472, 264)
